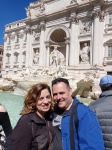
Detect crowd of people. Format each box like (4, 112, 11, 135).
(0, 75, 112, 150)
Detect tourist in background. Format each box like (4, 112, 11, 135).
(0, 103, 12, 150)
(52, 77, 104, 150)
(12, 83, 54, 150)
(89, 75, 112, 149)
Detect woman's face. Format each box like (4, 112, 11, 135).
(36, 89, 52, 117)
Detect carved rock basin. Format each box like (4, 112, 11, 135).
(13, 76, 52, 96)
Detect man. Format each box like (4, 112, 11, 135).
(89, 75, 112, 149)
(52, 77, 104, 150)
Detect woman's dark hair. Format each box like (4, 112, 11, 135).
(100, 84, 112, 92)
(21, 83, 52, 115)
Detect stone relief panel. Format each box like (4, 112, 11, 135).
(33, 31, 40, 43)
(33, 49, 40, 65)
(80, 20, 92, 34)
(79, 41, 90, 64)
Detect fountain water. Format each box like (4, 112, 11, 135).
(0, 92, 24, 128)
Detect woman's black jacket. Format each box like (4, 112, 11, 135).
(12, 112, 54, 150)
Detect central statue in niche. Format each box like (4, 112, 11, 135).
(50, 46, 66, 66)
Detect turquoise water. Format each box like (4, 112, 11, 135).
(0, 92, 24, 128)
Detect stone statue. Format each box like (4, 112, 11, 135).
(33, 49, 39, 64)
(72, 72, 94, 98)
(80, 43, 90, 64)
(39, 0, 45, 13)
(25, 7, 31, 18)
(50, 46, 65, 66)
(89, 73, 101, 100)
(57, 66, 68, 77)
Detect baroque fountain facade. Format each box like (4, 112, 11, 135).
(1, 0, 112, 98)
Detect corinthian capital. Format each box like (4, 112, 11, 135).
(25, 25, 31, 33)
(40, 21, 45, 30)
(69, 13, 79, 24)
(99, 11, 105, 22)
(92, 10, 105, 22)
(92, 10, 100, 18)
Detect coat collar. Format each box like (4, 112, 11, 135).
(29, 112, 46, 124)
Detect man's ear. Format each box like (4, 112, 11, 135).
(69, 87, 72, 94)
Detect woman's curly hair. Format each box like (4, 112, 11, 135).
(20, 83, 53, 115)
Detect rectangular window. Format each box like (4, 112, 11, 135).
(15, 55, 18, 63)
(108, 46, 112, 57)
(16, 34, 19, 43)
(9, 36, 11, 44)
(7, 55, 10, 63)
(22, 54, 26, 63)
(109, 13, 112, 24)
(14, 55, 18, 63)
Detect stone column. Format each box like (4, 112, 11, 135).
(65, 38, 70, 66)
(45, 42, 50, 66)
(99, 11, 105, 66)
(39, 21, 45, 66)
(19, 32, 24, 68)
(3, 35, 8, 69)
(25, 26, 31, 68)
(69, 13, 79, 66)
(10, 35, 15, 69)
(92, 10, 105, 66)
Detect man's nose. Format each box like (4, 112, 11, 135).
(56, 94, 61, 100)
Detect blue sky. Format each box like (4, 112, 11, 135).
(0, 0, 36, 45)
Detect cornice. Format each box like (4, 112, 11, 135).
(89, 0, 109, 8)
(5, 26, 26, 34)
(67, 2, 79, 10)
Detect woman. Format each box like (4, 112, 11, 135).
(12, 83, 54, 150)
(0, 104, 12, 150)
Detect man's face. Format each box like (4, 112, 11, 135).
(52, 82, 73, 110)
